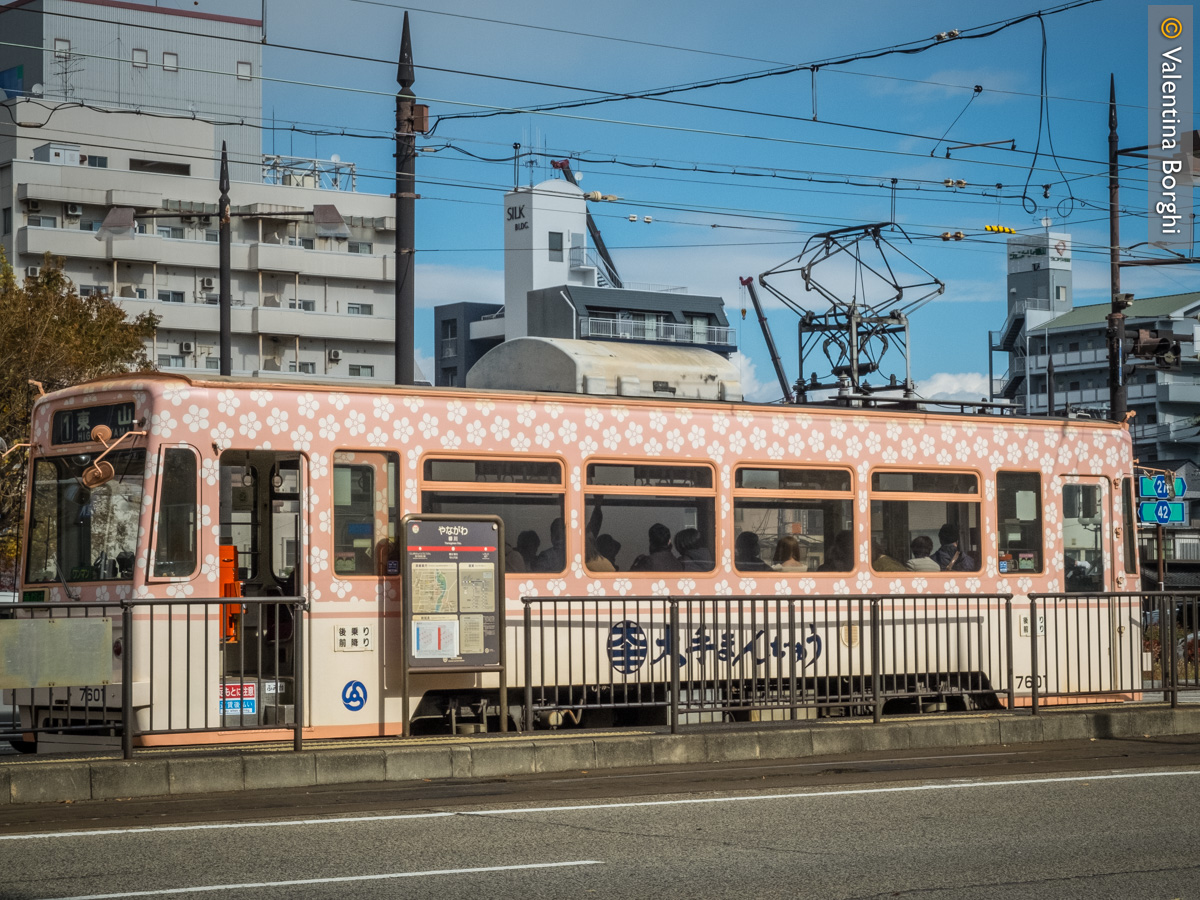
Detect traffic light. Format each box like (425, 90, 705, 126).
(1126, 328, 1183, 369)
(985, 225, 1015, 233)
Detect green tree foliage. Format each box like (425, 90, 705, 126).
(0, 252, 157, 549)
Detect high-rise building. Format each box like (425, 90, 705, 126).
(0, 0, 403, 382)
(435, 177, 735, 388)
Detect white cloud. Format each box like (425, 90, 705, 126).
(731, 350, 777, 403)
(916, 372, 991, 402)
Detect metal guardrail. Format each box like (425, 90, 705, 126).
(3, 596, 306, 758)
(522, 594, 1014, 732)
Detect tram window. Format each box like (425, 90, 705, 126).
(219, 465, 258, 581)
(870, 470, 981, 572)
(996, 471, 1042, 575)
(26, 449, 145, 584)
(587, 463, 712, 489)
(422, 456, 564, 575)
(424, 459, 560, 485)
(424, 492, 564, 573)
(271, 459, 303, 583)
(1062, 483, 1104, 592)
(333, 452, 399, 576)
(1122, 478, 1137, 575)
(584, 462, 717, 573)
(583, 495, 716, 573)
(733, 467, 854, 572)
(153, 448, 198, 577)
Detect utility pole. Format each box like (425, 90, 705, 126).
(219, 142, 232, 377)
(1106, 74, 1128, 424)
(395, 11, 416, 386)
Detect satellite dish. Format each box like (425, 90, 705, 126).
(330, 153, 341, 163)
(31, 83, 43, 96)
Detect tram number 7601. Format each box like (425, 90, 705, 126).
(67, 686, 107, 704)
(1014, 675, 1046, 690)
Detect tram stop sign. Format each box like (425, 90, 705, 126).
(1138, 500, 1186, 525)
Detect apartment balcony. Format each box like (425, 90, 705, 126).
(249, 243, 390, 281)
(251, 306, 394, 343)
(1158, 379, 1200, 404)
(440, 338, 459, 360)
(17, 226, 109, 261)
(579, 316, 735, 350)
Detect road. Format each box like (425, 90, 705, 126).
(1, 736, 1199, 899)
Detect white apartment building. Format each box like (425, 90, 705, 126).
(0, 0, 401, 383)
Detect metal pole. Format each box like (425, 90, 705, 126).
(871, 600, 881, 724)
(669, 598, 680, 734)
(523, 599, 534, 732)
(395, 12, 416, 386)
(121, 602, 133, 759)
(1108, 74, 1128, 422)
(292, 599, 304, 751)
(1005, 598, 1016, 710)
(218, 143, 232, 377)
(1158, 524, 1166, 591)
(1029, 598, 1040, 715)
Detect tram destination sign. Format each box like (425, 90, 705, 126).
(52, 402, 136, 445)
(401, 515, 504, 670)
(1138, 500, 1187, 526)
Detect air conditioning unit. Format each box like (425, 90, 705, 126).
(181, 215, 195, 224)
(25, 266, 40, 278)
(179, 342, 194, 355)
(65, 203, 82, 217)
(199, 216, 212, 225)
(328, 349, 342, 362)
(27, 199, 41, 212)
(200, 277, 214, 290)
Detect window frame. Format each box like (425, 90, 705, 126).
(583, 457, 718, 575)
(149, 445, 200, 581)
(867, 466, 984, 575)
(732, 464, 855, 574)
(332, 449, 400, 579)
(995, 469, 1045, 576)
(132, 48, 148, 68)
(236, 61, 252, 81)
(162, 51, 179, 72)
(420, 454, 567, 576)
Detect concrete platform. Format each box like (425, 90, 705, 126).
(3, 705, 1200, 806)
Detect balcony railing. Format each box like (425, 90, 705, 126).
(441, 337, 458, 359)
(580, 316, 735, 347)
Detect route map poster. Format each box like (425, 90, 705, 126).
(402, 516, 504, 670)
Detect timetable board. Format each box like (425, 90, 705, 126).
(401, 515, 504, 670)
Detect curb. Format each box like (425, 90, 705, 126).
(4, 706, 1200, 806)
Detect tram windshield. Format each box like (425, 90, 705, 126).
(26, 449, 146, 584)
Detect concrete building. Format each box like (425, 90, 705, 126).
(434, 177, 735, 387)
(0, 0, 402, 383)
(989, 231, 1200, 557)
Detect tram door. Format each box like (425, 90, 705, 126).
(218, 450, 305, 723)
(331, 452, 401, 689)
(1062, 477, 1121, 689)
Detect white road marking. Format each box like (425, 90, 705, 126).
(42, 860, 604, 900)
(5, 768, 1198, 842)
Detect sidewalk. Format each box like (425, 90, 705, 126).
(3, 704, 1200, 806)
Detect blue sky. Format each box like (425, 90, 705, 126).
(184, 0, 1191, 400)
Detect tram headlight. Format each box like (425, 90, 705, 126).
(112, 637, 123, 659)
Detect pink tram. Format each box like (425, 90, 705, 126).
(7, 369, 1140, 747)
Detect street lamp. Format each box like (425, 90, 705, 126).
(98, 142, 348, 377)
